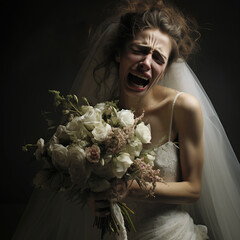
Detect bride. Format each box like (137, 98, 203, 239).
(13, 0, 240, 240)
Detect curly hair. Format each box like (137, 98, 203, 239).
(114, 0, 199, 65)
(92, 0, 200, 100)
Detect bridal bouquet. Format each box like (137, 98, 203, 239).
(24, 90, 163, 239)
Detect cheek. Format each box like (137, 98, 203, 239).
(121, 52, 143, 64)
(119, 54, 141, 76)
(152, 63, 165, 77)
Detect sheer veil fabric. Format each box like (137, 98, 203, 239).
(70, 22, 240, 240)
(160, 61, 240, 240)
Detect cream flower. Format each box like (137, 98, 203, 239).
(92, 123, 111, 142)
(51, 144, 69, 170)
(68, 145, 89, 187)
(66, 117, 88, 139)
(47, 135, 58, 156)
(55, 125, 71, 143)
(81, 105, 92, 114)
(80, 107, 102, 130)
(113, 152, 133, 178)
(127, 137, 143, 157)
(68, 145, 86, 165)
(94, 102, 106, 113)
(143, 152, 156, 166)
(48, 126, 72, 156)
(34, 138, 45, 161)
(135, 122, 151, 144)
(117, 109, 134, 127)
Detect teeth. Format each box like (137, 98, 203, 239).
(131, 82, 144, 88)
(130, 72, 149, 81)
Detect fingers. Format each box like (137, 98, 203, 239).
(87, 193, 111, 217)
(95, 199, 109, 208)
(115, 182, 126, 192)
(109, 179, 128, 202)
(87, 179, 129, 216)
(94, 200, 111, 217)
(94, 192, 108, 201)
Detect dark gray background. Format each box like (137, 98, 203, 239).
(2, 0, 240, 239)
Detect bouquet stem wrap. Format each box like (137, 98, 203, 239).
(111, 203, 128, 240)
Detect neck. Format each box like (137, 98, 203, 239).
(118, 89, 153, 116)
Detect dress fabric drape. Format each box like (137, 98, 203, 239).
(13, 21, 240, 240)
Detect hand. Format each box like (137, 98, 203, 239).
(87, 179, 128, 217)
(87, 192, 111, 217)
(108, 178, 128, 203)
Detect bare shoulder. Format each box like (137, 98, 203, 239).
(152, 86, 202, 118)
(174, 92, 203, 137)
(175, 92, 202, 114)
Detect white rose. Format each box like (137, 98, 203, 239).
(135, 122, 151, 144)
(47, 135, 58, 155)
(94, 102, 106, 113)
(92, 123, 111, 142)
(80, 107, 102, 130)
(48, 126, 71, 156)
(81, 105, 92, 114)
(55, 125, 71, 143)
(66, 117, 88, 139)
(68, 145, 86, 165)
(34, 138, 45, 161)
(143, 153, 156, 166)
(68, 145, 90, 186)
(127, 137, 143, 157)
(51, 144, 69, 170)
(117, 109, 134, 127)
(139, 149, 156, 166)
(66, 117, 82, 131)
(113, 152, 133, 178)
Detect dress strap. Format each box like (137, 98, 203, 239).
(168, 92, 183, 142)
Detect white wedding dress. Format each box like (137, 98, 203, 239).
(124, 92, 208, 240)
(13, 23, 240, 240)
(12, 93, 208, 240)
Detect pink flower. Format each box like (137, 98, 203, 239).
(130, 158, 164, 197)
(86, 145, 101, 164)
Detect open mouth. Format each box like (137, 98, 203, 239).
(127, 72, 150, 89)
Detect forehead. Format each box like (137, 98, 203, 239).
(130, 28, 172, 55)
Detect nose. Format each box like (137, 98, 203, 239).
(137, 53, 152, 72)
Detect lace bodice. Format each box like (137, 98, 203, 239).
(153, 92, 182, 182)
(155, 141, 180, 182)
(125, 92, 208, 239)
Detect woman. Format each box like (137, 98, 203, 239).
(13, 0, 240, 240)
(72, 0, 240, 239)
(85, 1, 206, 239)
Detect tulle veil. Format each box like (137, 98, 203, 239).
(70, 22, 240, 240)
(12, 13, 240, 240)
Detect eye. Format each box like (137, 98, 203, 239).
(131, 48, 143, 54)
(152, 51, 165, 65)
(129, 44, 149, 55)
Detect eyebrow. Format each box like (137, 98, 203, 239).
(130, 43, 167, 60)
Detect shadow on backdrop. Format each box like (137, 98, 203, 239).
(2, 0, 240, 239)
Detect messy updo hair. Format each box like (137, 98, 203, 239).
(92, 0, 199, 100)
(114, 0, 199, 66)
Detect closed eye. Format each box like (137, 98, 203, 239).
(152, 51, 165, 65)
(129, 44, 150, 55)
(129, 44, 166, 64)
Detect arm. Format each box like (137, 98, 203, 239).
(128, 93, 204, 204)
